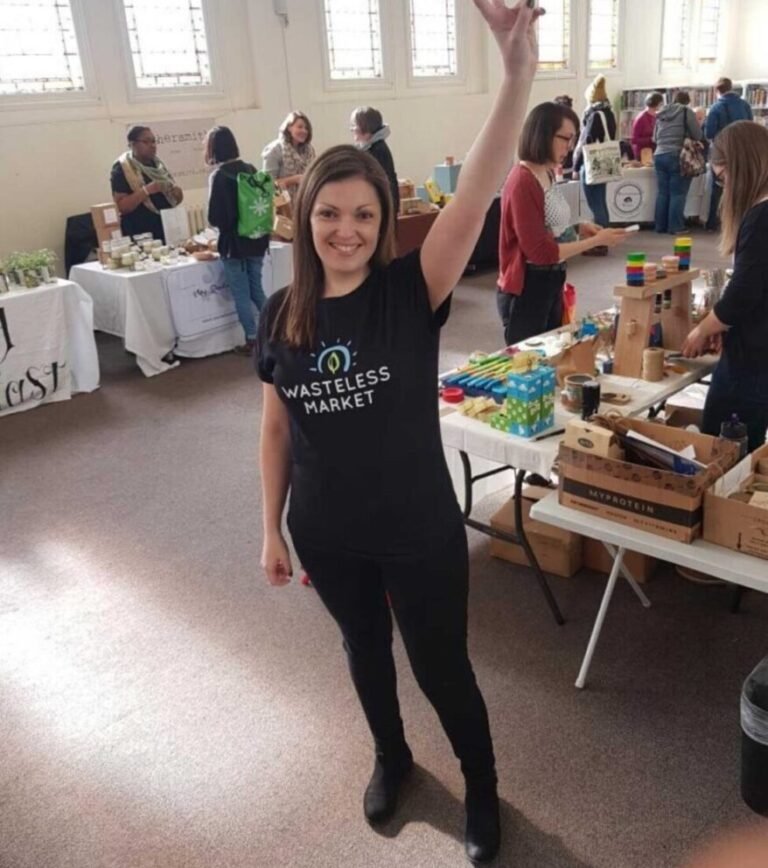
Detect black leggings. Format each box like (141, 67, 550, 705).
(292, 527, 496, 785)
(497, 265, 565, 346)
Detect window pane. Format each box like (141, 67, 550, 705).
(661, 0, 690, 65)
(698, 0, 721, 63)
(123, 0, 212, 89)
(324, 0, 383, 80)
(0, 0, 84, 95)
(537, 0, 570, 71)
(589, 0, 619, 70)
(409, 0, 456, 78)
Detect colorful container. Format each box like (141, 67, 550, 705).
(673, 237, 692, 271)
(626, 252, 646, 286)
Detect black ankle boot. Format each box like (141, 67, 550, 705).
(363, 752, 413, 824)
(465, 785, 500, 863)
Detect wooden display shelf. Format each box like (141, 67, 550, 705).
(613, 268, 697, 377)
(614, 268, 700, 299)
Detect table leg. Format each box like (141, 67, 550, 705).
(458, 452, 565, 626)
(575, 546, 626, 689)
(602, 542, 651, 608)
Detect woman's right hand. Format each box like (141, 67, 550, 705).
(261, 531, 293, 586)
(143, 180, 162, 196)
(593, 227, 628, 248)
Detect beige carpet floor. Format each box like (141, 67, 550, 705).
(2, 227, 766, 868)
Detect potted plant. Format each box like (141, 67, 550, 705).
(31, 248, 57, 283)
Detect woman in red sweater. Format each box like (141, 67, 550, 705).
(497, 102, 627, 346)
(631, 92, 664, 160)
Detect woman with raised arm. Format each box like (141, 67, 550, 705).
(255, 3, 541, 862)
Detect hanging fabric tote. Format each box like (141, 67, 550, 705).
(580, 111, 623, 185)
(679, 114, 706, 178)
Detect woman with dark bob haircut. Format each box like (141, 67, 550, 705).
(205, 125, 268, 355)
(255, 3, 550, 863)
(497, 101, 627, 345)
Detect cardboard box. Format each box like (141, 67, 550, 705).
(490, 486, 583, 578)
(558, 418, 740, 543)
(272, 214, 294, 241)
(91, 203, 122, 263)
(664, 382, 708, 430)
(398, 178, 416, 200)
(582, 537, 658, 583)
(703, 443, 768, 560)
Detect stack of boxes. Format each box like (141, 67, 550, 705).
(490, 365, 556, 438)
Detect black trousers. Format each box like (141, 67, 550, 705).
(702, 351, 768, 452)
(292, 526, 496, 785)
(497, 264, 565, 346)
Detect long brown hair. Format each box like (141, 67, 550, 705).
(272, 144, 396, 348)
(710, 121, 768, 255)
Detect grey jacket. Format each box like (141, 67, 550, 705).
(652, 104, 703, 156)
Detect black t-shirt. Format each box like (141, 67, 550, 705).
(110, 160, 172, 242)
(256, 251, 462, 557)
(714, 200, 768, 370)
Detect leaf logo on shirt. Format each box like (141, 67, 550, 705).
(309, 339, 357, 376)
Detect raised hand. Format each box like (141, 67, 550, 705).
(472, 0, 544, 78)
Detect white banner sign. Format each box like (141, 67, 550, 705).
(140, 118, 216, 191)
(0, 289, 72, 417)
(164, 261, 239, 339)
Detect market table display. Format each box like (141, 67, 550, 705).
(0, 279, 100, 417)
(70, 242, 293, 377)
(440, 322, 716, 625)
(530, 492, 768, 688)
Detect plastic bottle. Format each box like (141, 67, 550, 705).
(719, 413, 749, 459)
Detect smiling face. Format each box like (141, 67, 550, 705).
(552, 119, 576, 166)
(310, 176, 382, 291)
(288, 118, 309, 146)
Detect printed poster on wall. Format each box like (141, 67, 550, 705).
(133, 118, 215, 191)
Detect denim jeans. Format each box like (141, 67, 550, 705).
(222, 256, 266, 341)
(706, 166, 723, 231)
(580, 167, 609, 227)
(702, 350, 768, 453)
(654, 152, 692, 234)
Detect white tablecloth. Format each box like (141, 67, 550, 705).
(0, 280, 100, 417)
(70, 242, 293, 377)
(561, 168, 711, 225)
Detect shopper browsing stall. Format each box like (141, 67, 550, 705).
(255, 3, 542, 863)
(631, 92, 664, 160)
(682, 121, 768, 452)
(110, 126, 183, 243)
(573, 74, 617, 247)
(653, 91, 703, 235)
(206, 126, 268, 357)
(497, 101, 627, 346)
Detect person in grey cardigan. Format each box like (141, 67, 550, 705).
(652, 91, 703, 234)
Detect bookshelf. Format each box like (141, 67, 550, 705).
(744, 82, 768, 127)
(619, 82, 768, 138)
(618, 85, 716, 139)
